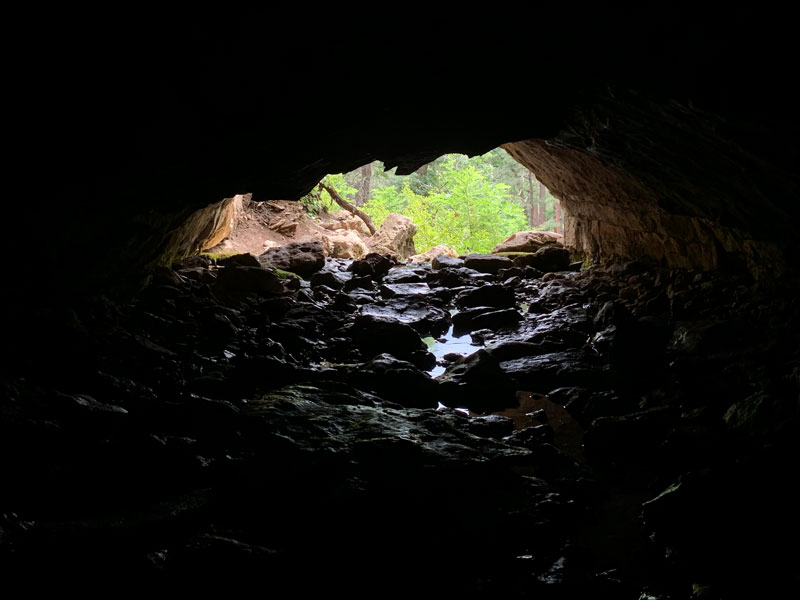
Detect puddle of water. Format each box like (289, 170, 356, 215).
(423, 321, 482, 378)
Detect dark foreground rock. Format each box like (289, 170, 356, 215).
(2, 257, 798, 595)
(258, 240, 326, 276)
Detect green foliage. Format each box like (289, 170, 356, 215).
(315, 149, 561, 254)
(300, 174, 357, 216)
(361, 155, 526, 254)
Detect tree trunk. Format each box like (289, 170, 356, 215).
(554, 201, 563, 234)
(527, 171, 535, 228)
(354, 163, 372, 206)
(319, 182, 377, 235)
(537, 178, 547, 227)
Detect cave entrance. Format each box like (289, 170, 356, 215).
(205, 147, 564, 262)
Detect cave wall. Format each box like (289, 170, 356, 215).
(5, 8, 798, 305)
(503, 88, 797, 277)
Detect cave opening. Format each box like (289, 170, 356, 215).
(2, 9, 799, 595)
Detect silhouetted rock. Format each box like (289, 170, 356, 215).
(258, 241, 326, 276)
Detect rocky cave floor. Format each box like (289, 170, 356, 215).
(2, 252, 799, 597)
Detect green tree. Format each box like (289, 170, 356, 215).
(361, 155, 527, 253)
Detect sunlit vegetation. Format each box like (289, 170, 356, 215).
(307, 148, 564, 254)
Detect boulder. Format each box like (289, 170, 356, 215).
(492, 230, 563, 253)
(348, 253, 394, 278)
(409, 244, 458, 264)
(368, 213, 417, 259)
(215, 265, 284, 294)
(455, 284, 516, 309)
(436, 349, 518, 412)
(350, 314, 434, 369)
(321, 210, 373, 235)
(432, 255, 465, 270)
(463, 253, 514, 275)
(360, 297, 451, 337)
(320, 229, 370, 259)
(513, 246, 571, 272)
(452, 306, 522, 334)
(258, 241, 326, 276)
(346, 354, 438, 408)
(310, 271, 346, 290)
(217, 253, 261, 268)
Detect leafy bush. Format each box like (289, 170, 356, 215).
(361, 155, 526, 253)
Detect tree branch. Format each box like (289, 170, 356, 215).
(319, 182, 377, 235)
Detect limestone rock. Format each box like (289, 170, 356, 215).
(320, 229, 370, 259)
(322, 211, 373, 236)
(492, 230, 563, 253)
(368, 213, 417, 259)
(409, 244, 458, 264)
(258, 241, 326, 276)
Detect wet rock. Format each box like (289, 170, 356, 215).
(215, 266, 284, 294)
(348, 292, 379, 305)
(258, 241, 326, 276)
(497, 266, 524, 281)
(343, 275, 377, 292)
(453, 307, 522, 333)
(523, 266, 545, 279)
(350, 314, 433, 368)
(455, 284, 516, 309)
(346, 354, 438, 408)
(463, 414, 514, 438)
(427, 267, 494, 288)
(437, 349, 518, 412)
(255, 295, 296, 320)
(310, 271, 346, 290)
(492, 230, 563, 253)
(594, 300, 633, 328)
(359, 297, 451, 337)
(379, 282, 434, 298)
(463, 253, 514, 275)
(431, 254, 465, 270)
(177, 266, 217, 284)
(499, 350, 606, 393)
(452, 306, 503, 333)
(217, 253, 261, 268)
(348, 252, 395, 278)
(332, 293, 357, 312)
(382, 268, 427, 284)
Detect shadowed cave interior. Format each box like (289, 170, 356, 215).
(2, 8, 799, 597)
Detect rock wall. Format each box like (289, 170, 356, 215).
(503, 90, 797, 278)
(163, 195, 244, 260)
